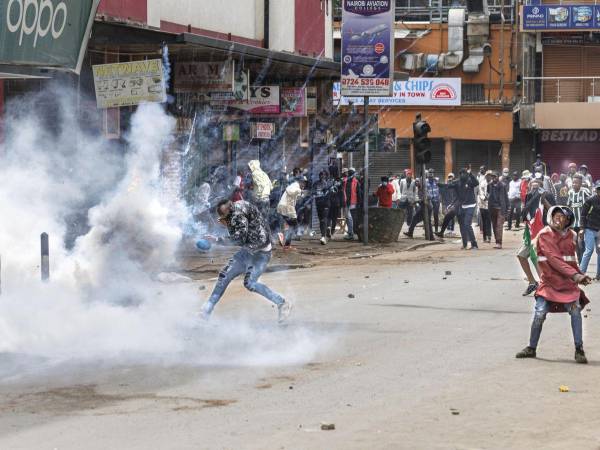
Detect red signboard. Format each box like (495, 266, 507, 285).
(97, 0, 147, 23)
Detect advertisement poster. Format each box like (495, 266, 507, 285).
(341, 0, 394, 97)
(378, 128, 396, 152)
(223, 124, 240, 142)
(334, 78, 461, 107)
(212, 86, 281, 114)
(0, 0, 100, 73)
(522, 5, 600, 31)
(252, 122, 275, 139)
(174, 61, 234, 93)
(93, 59, 166, 109)
(280, 87, 307, 117)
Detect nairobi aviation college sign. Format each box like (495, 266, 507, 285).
(334, 78, 462, 106)
(0, 0, 100, 73)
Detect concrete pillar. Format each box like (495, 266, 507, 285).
(501, 141, 511, 170)
(444, 138, 453, 178)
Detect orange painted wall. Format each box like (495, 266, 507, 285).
(379, 108, 513, 141)
(396, 23, 516, 104)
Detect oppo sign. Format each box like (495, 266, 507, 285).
(6, 0, 68, 47)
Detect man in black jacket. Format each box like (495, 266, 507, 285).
(440, 168, 480, 250)
(488, 171, 510, 249)
(579, 181, 600, 279)
(201, 200, 292, 322)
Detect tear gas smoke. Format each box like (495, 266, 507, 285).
(0, 86, 327, 379)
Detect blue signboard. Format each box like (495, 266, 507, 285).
(522, 4, 600, 31)
(341, 0, 394, 97)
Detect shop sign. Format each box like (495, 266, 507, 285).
(341, 0, 394, 97)
(521, 5, 600, 31)
(540, 130, 600, 143)
(223, 124, 240, 142)
(334, 78, 461, 106)
(0, 0, 100, 73)
(210, 69, 249, 101)
(212, 85, 281, 114)
(93, 59, 166, 109)
(252, 122, 275, 140)
(280, 87, 307, 117)
(174, 60, 235, 93)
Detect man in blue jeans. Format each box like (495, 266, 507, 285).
(440, 168, 479, 249)
(579, 182, 600, 279)
(201, 199, 292, 322)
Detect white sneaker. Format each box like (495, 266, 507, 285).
(278, 300, 293, 323)
(320, 237, 327, 245)
(309, 230, 316, 237)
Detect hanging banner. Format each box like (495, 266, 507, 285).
(211, 85, 281, 114)
(93, 59, 166, 108)
(341, 0, 394, 97)
(174, 60, 235, 93)
(521, 5, 600, 31)
(280, 87, 307, 117)
(0, 0, 100, 73)
(333, 78, 461, 106)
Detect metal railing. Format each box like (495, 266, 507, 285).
(333, 1, 515, 23)
(522, 76, 600, 104)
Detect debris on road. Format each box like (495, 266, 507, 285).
(559, 385, 570, 393)
(445, 271, 452, 276)
(348, 294, 355, 299)
(450, 408, 460, 416)
(321, 423, 335, 431)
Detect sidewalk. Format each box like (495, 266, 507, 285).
(175, 232, 440, 281)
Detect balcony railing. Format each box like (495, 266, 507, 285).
(333, 0, 515, 23)
(522, 76, 600, 104)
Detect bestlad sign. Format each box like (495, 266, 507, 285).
(0, 0, 100, 73)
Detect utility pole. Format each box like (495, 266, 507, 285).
(363, 96, 369, 246)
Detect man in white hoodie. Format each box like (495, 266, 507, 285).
(277, 176, 306, 249)
(248, 160, 272, 218)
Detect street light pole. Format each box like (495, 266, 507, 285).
(363, 95, 369, 246)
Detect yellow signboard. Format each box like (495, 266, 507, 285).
(93, 59, 166, 108)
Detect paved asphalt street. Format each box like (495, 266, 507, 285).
(1, 230, 600, 449)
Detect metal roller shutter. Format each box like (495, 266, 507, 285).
(542, 142, 600, 181)
(584, 46, 600, 99)
(369, 152, 411, 194)
(454, 140, 501, 173)
(543, 46, 584, 102)
(427, 140, 445, 178)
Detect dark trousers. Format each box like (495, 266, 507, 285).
(480, 208, 492, 241)
(283, 216, 299, 246)
(508, 198, 522, 229)
(440, 208, 457, 234)
(431, 200, 440, 231)
(490, 208, 505, 245)
(316, 200, 330, 238)
(328, 204, 341, 235)
(458, 206, 478, 248)
(408, 204, 433, 237)
(400, 201, 414, 227)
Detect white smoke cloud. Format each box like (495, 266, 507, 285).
(0, 86, 327, 379)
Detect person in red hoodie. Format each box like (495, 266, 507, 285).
(375, 176, 395, 208)
(516, 205, 592, 364)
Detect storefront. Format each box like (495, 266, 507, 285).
(538, 129, 600, 177)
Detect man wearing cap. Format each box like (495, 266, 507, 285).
(399, 169, 417, 227)
(566, 163, 578, 189)
(487, 171, 509, 249)
(516, 206, 591, 364)
(579, 181, 600, 278)
(579, 164, 593, 189)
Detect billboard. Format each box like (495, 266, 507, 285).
(0, 0, 100, 73)
(93, 59, 166, 109)
(521, 5, 600, 31)
(211, 85, 281, 114)
(341, 0, 394, 97)
(334, 78, 462, 106)
(174, 61, 235, 93)
(280, 87, 307, 117)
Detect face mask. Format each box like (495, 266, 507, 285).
(383, 182, 388, 186)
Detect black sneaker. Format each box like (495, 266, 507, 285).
(435, 231, 444, 239)
(522, 282, 538, 297)
(516, 346, 537, 359)
(575, 347, 588, 364)
(403, 232, 413, 239)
